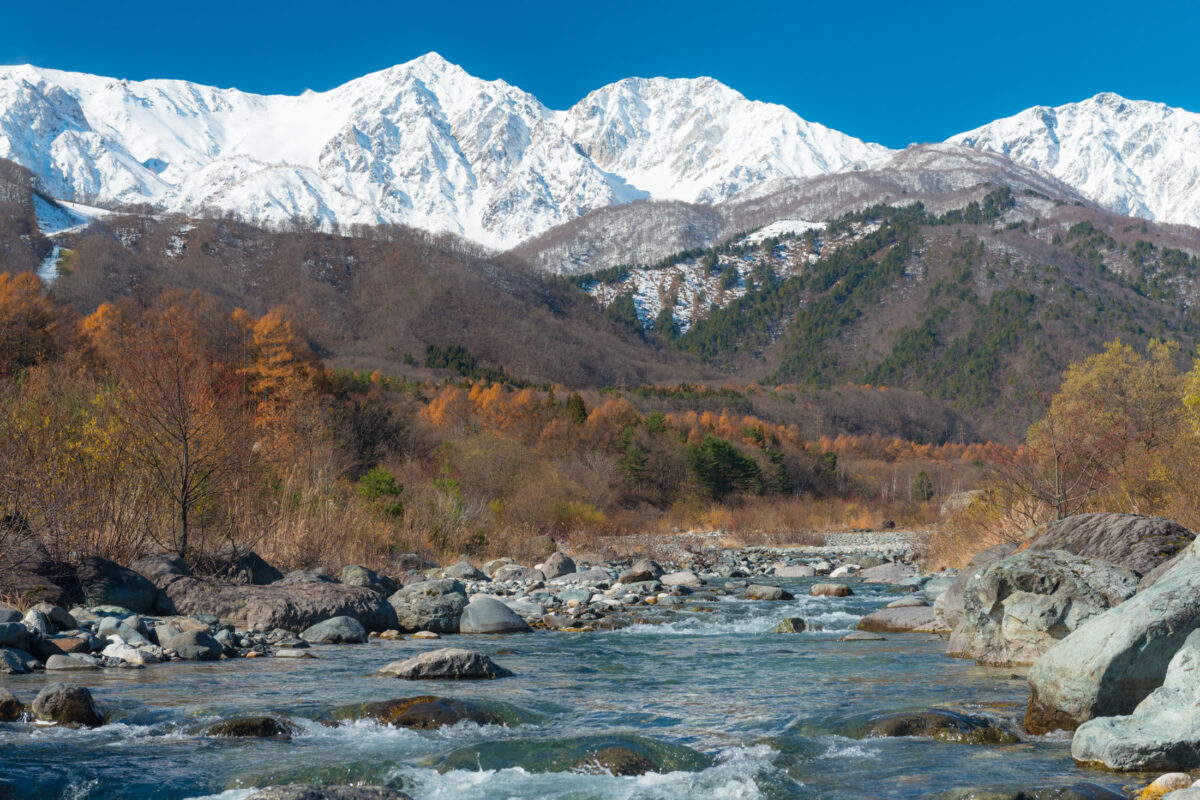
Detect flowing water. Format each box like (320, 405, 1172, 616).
(0, 578, 1133, 799)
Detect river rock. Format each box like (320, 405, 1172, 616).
(358, 695, 501, 729)
(168, 629, 226, 659)
(811, 583, 853, 597)
(246, 787, 411, 800)
(458, 596, 533, 634)
(887, 597, 928, 608)
(77, 557, 157, 613)
(860, 562, 920, 584)
(540, 552, 575, 580)
(493, 565, 545, 583)
(935, 542, 1019, 630)
(773, 617, 807, 633)
(948, 550, 1139, 667)
(1072, 629, 1200, 771)
(157, 574, 397, 633)
(387, 580, 467, 634)
(829, 564, 859, 578)
(45, 654, 99, 670)
(130, 554, 189, 583)
(1026, 513, 1196, 576)
(277, 570, 335, 585)
(744, 584, 794, 601)
(31, 683, 104, 727)
(922, 575, 957, 603)
(0, 621, 30, 651)
(853, 709, 1018, 744)
(483, 558, 515, 577)
(1026, 539, 1200, 734)
(98, 616, 152, 646)
(0, 606, 19, 623)
(377, 647, 512, 679)
(927, 783, 1126, 800)
(858, 606, 949, 634)
(206, 716, 296, 738)
(552, 568, 611, 585)
(0, 647, 36, 673)
(443, 561, 487, 581)
(774, 564, 816, 578)
(209, 548, 283, 585)
(300, 616, 368, 644)
(660, 570, 702, 588)
(0, 687, 21, 720)
(340, 565, 397, 596)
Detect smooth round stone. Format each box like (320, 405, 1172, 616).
(275, 649, 316, 659)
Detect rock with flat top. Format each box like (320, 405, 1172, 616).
(377, 647, 512, 680)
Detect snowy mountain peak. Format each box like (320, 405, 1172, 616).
(0, 58, 894, 247)
(949, 93, 1200, 227)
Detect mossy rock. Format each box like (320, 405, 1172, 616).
(358, 696, 501, 730)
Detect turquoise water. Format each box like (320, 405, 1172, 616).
(0, 579, 1134, 799)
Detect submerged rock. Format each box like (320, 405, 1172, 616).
(926, 783, 1126, 800)
(849, 709, 1018, 745)
(355, 696, 501, 729)
(773, 617, 807, 634)
(206, 716, 297, 739)
(948, 550, 1138, 667)
(377, 647, 512, 680)
(246, 788, 411, 800)
(31, 683, 104, 727)
(435, 734, 711, 776)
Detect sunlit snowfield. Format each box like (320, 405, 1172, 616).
(0, 579, 1131, 799)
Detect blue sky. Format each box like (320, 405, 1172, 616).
(2, 0, 1196, 148)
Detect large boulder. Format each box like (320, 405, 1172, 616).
(947, 550, 1139, 667)
(443, 562, 486, 582)
(207, 548, 284, 585)
(77, 557, 157, 613)
(339, 565, 396, 596)
(1026, 513, 1195, 576)
(458, 596, 533, 634)
(387, 580, 467, 634)
(539, 551, 575, 580)
(130, 554, 189, 584)
(377, 647, 512, 679)
(31, 683, 104, 727)
(160, 628, 223, 660)
(0, 687, 22, 720)
(300, 616, 367, 644)
(1072, 629, 1200, 771)
(858, 606, 949, 634)
(156, 575, 397, 633)
(935, 542, 1019, 630)
(1026, 540, 1200, 734)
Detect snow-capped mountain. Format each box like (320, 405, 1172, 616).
(563, 77, 889, 204)
(949, 93, 1200, 228)
(0, 54, 888, 248)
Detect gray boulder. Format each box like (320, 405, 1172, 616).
(482, 557, 515, 577)
(744, 584, 794, 601)
(0, 687, 22, 720)
(539, 551, 575, 580)
(161, 629, 224, 660)
(0, 647, 35, 674)
(98, 616, 152, 646)
(492, 565, 544, 583)
(31, 683, 104, 727)
(45, 654, 99, 670)
(859, 562, 920, 584)
(130, 554, 189, 583)
(922, 575, 958, 603)
(858, 606, 949, 634)
(29, 603, 76, 632)
(211, 548, 283, 585)
(935, 542, 1019, 630)
(458, 596, 533, 634)
(1072, 629, 1200, 771)
(948, 550, 1139, 667)
(0, 621, 31, 651)
(156, 574, 398, 633)
(659, 570, 702, 588)
(443, 562, 487, 581)
(377, 647, 512, 679)
(78, 557, 157, 613)
(277, 570, 335, 585)
(0, 606, 20, 623)
(1026, 539, 1200, 734)
(300, 616, 367, 644)
(387, 579, 467, 634)
(774, 564, 816, 578)
(552, 567, 611, 585)
(340, 565, 397, 596)
(1026, 513, 1195, 576)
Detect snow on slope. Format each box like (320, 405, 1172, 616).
(0, 54, 892, 248)
(949, 93, 1200, 228)
(564, 77, 889, 203)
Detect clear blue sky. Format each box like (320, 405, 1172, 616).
(2, 0, 1196, 148)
